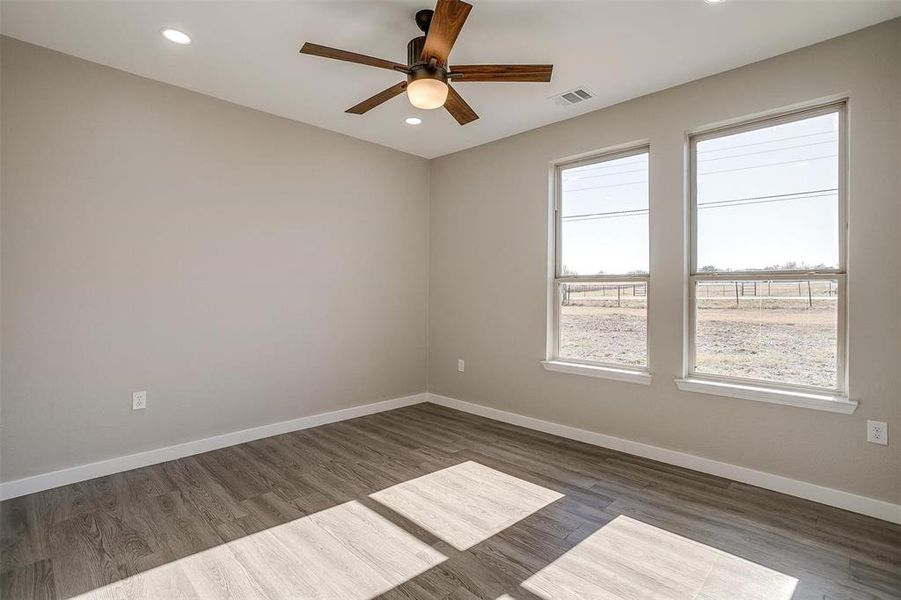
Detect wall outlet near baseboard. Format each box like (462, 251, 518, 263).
(458, 359, 465, 373)
(133, 391, 147, 410)
(866, 420, 887, 445)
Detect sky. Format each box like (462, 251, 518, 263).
(559, 111, 839, 276)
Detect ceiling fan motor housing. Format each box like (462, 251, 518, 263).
(408, 61, 448, 87)
(407, 31, 447, 86)
(407, 35, 427, 67)
(408, 10, 446, 85)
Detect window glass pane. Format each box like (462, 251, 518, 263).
(559, 281, 647, 367)
(696, 112, 839, 272)
(694, 279, 838, 388)
(560, 153, 649, 276)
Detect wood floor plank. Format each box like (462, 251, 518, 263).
(1, 403, 899, 600)
(160, 458, 247, 526)
(47, 510, 154, 599)
(239, 491, 306, 529)
(122, 463, 174, 499)
(1, 496, 51, 571)
(849, 558, 901, 597)
(0, 559, 56, 600)
(143, 490, 228, 558)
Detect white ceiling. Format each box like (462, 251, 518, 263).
(2, 1, 900, 158)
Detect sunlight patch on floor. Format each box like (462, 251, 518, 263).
(72, 500, 446, 600)
(522, 515, 797, 600)
(370, 460, 564, 550)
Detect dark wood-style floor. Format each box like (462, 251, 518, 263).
(1, 403, 899, 599)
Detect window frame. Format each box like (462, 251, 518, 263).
(686, 101, 848, 395)
(549, 145, 651, 375)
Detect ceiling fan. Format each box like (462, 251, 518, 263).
(299, 0, 553, 125)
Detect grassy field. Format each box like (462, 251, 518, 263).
(559, 282, 837, 388)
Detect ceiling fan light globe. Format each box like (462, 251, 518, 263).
(407, 78, 448, 109)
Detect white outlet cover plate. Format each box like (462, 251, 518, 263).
(458, 360, 465, 373)
(866, 420, 888, 445)
(133, 390, 147, 410)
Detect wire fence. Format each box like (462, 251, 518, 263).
(697, 280, 836, 307)
(561, 283, 646, 307)
(561, 280, 837, 308)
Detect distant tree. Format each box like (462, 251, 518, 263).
(763, 261, 829, 271)
(763, 261, 799, 271)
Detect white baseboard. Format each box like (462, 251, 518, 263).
(6, 391, 897, 525)
(427, 393, 901, 525)
(0, 393, 428, 501)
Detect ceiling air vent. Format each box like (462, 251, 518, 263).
(552, 87, 594, 107)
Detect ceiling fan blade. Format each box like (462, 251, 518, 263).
(450, 64, 554, 82)
(300, 42, 407, 72)
(346, 82, 408, 114)
(444, 85, 478, 125)
(421, 0, 472, 66)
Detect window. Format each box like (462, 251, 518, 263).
(548, 147, 650, 375)
(688, 103, 846, 393)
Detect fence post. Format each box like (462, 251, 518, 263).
(807, 281, 813, 308)
(734, 282, 740, 306)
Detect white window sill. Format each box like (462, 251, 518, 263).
(673, 377, 857, 414)
(541, 360, 652, 385)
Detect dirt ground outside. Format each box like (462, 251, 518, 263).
(559, 288, 837, 388)
(560, 305, 648, 367)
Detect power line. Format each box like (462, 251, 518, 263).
(563, 156, 647, 174)
(698, 188, 836, 207)
(698, 128, 835, 154)
(564, 179, 649, 193)
(698, 154, 836, 177)
(565, 154, 837, 194)
(698, 139, 836, 163)
(563, 164, 648, 182)
(562, 188, 837, 222)
(563, 207, 649, 222)
(698, 193, 835, 210)
(566, 130, 836, 184)
(566, 157, 646, 171)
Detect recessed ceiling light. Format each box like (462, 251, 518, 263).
(705, 0, 725, 3)
(161, 28, 192, 45)
(405, 117, 423, 125)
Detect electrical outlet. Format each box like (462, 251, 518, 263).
(867, 420, 887, 445)
(133, 390, 147, 410)
(457, 359, 465, 373)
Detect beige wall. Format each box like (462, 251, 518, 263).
(0, 37, 429, 482)
(429, 20, 901, 503)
